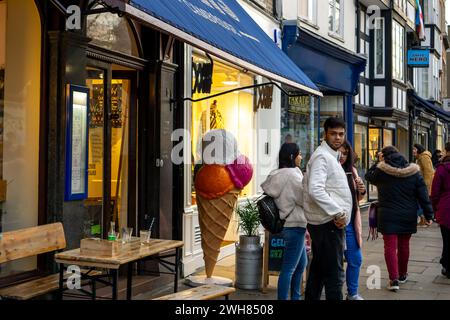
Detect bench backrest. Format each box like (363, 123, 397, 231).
(0, 223, 66, 264)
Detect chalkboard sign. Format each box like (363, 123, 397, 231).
(268, 232, 285, 272)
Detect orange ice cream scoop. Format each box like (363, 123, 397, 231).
(194, 165, 235, 200)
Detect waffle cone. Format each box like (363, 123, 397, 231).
(196, 188, 240, 278)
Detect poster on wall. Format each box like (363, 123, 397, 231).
(65, 85, 89, 201)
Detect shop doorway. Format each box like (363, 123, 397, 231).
(85, 62, 138, 238)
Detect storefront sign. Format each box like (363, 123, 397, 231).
(287, 95, 309, 114)
(192, 59, 213, 94)
(407, 49, 429, 68)
(65, 85, 89, 201)
(357, 115, 369, 123)
(254, 84, 273, 111)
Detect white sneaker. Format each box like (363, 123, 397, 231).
(387, 280, 400, 291)
(346, 294, 364, 300)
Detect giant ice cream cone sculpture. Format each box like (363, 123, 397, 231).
(194, 130, 253, 278)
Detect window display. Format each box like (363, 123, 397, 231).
(281, 95, 318, 169)
(191, 54, 255, 202)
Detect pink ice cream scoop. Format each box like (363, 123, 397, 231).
(225, 155, 253, 189)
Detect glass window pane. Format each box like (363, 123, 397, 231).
(86, 67, 105, 237)
(191, 54, 255, 202)
(110, 78, 130, 230)
(1, 0, 41, 279)
(87, 9, 139, 57)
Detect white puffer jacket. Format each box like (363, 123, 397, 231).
(261, 167, 307, 228)
(303, 141, 353, 226)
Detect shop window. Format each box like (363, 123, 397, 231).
(328, 0, 343, 37)
(383, 129, 394, 148)
(281, 95, 318, 170)
(319, 96, 344, 141)
(374, 18, 385, 78)
(299, 0, 317, 25)
(191, 54, 255, 203)
(0, 0, 41, 279)
(368, 128, 381, 200)
(87, 9, 139, 57)
(354, 124, 367, 202)
(392, 20, 405, 81)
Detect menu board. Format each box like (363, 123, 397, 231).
(65, 85, 89, 201)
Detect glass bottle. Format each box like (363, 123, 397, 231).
(108, 222, 116, 241)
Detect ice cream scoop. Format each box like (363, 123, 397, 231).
(226, 155, 253, 189)
(194, 164, 235, 200)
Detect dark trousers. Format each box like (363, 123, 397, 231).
(305, 221, 345, 300)
(441, 225, 450, 271)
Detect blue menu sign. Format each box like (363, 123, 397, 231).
(407, 49, 430, 68)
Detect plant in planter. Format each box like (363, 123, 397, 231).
(235, 199, 263, 290)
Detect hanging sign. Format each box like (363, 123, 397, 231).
(407, 49, 429, 68)
(65, 84, 89, 201)
(254, 84, 274, 112)
(192, 58, 213, 94)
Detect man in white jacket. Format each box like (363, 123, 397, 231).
(303, 117, 353, 300)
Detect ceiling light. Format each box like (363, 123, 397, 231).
(222, 74, 239, 86)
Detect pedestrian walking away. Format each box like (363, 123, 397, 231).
(339, 141, 366, 300)
(430, 142, 450, 279)
(365, 146, 433, 292)
(261, 143, 307, 300)
(303, 117, 352, 301)
(413, 144, 435, 227)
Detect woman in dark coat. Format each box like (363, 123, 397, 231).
(365, 146, 433, 292)
(430, 142, 450, 279)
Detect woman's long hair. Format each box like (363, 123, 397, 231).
(278, 143, 300, 169)
(341, 141, 357, 174)
(341, 141, 358, 220)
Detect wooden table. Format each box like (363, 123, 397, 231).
(55, 238, 184, 300)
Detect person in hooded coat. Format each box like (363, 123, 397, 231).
(430, 142, 450, 279)
(365, 146, 433, 292)
(261, 143, 307, 300)
(413, 144, 435, 226)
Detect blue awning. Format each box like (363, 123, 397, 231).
(103, 0, 321, 96)
(408, 90, 450, 122)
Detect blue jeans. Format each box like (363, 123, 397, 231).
(344, 223, 362, 296)
(278, 227, 308, 300)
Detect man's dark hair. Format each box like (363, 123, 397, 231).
(446, 142, 450, 153)
(414, 144, 426, 154)
(324, 117, 346, 133)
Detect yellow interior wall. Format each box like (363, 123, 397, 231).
(0, 1, 5, 67)
(3, 0, 40, 230)
(2, 0, 40, 274)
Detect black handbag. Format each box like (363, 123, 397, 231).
(256, 194, 285, 234)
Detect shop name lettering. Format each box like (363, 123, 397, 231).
(254, 85, 273, 111)
(192, 61, 213, 94)
(270, 238, 284, 259)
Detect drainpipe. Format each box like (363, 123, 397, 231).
(355, 0, 361, 54)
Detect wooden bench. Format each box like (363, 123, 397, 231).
(0, 222, 100, 300)
(153, 284, 235, 300)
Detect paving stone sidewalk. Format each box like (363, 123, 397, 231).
(136, 208, 450, 300)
